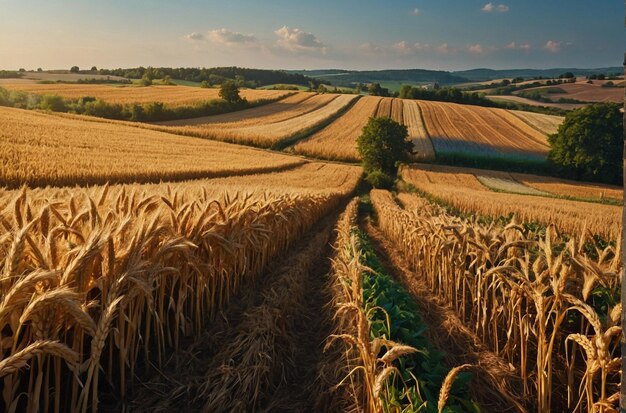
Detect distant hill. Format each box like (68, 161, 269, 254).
(289, 67, 624, 90)
(452, 67, 623, 81)
(289, 69, 469, 89)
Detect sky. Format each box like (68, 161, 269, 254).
(0, 0, 624, 71)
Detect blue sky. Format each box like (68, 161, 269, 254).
(0, 0, 624, 71)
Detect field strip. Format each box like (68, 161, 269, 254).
(507, 110, 563, 135)
(0, 106, 309, 188)
(402, 100, 435, 161)
(475, 174, 552, 196)
(417, 100, 550, 158)
(290, 96, 381, 162)
(0, 83, 291, 106)
(401, 164, 621, 239)
(154, 92, 320, 126)
(510, 172, 622, 201)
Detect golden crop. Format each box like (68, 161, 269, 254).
(0, 106, 307, 188)
(509, 110, 564, 135)
(155, 93, 358, 147)
(402, 164, 621, 240)
(417, 100, 550, 157)
(0, 83, 290, 106)
(0, 162, 361, 413)
(291, 96, 381, 161)
(371, 189, 621, 412)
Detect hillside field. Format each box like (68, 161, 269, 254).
(0, 80, 620, 413)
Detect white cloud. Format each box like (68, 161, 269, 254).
(412, 8, 420, 15)
(274, 26, 327, 54)
(467, 44, 484, 54)
(507, 42, 531, 51)
(482, 3, 509, 12)
(544, 40, 561, 53)
(208, 28, 257, 46)
(184, 32, 205, 41)
(359, 41, 431, 56)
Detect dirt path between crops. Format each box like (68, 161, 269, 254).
(110, 209, 342, 413)
(361, 216, 529, 413)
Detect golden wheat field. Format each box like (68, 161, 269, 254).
(403, 100, 436, 160)
(0, 106, 306, 188)
(371, 189, 621, 412)
(0, 83, 291, 106)
(0, 160, 362, 413)
(511, 172, 623, 201)
(1, 74, 622, 413)
(292, 97, 436, 162)
(508, 110, 564, 135)
(291, 96, 381, 161)
(157, 93, 357, 147)
(417, 100, 551, 158)
(154, 92, 317, 126)
(401, 163, 621, 239)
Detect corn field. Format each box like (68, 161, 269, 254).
(371, 189, 621, 412)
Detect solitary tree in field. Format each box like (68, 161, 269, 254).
(140, 73, 152, 86)
(70, 66, 80, 73)
(219, 81, 242, 103)
(548, 103, 623, 185)
(357, 117, 412, 188)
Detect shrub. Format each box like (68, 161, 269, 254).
(40, 95, 67, 112)
(365, 170, 394, 189)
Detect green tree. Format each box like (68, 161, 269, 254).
(90, 66, 98, 72)
(70, 66, 80, 73)
(357, 117, 412, 188)
(162, 75, 174, 85)
(368, 82, 389, 97)
(140, 73, 152, 86)
(219, 81, 241, 103)
(548, 103, 623, 184)
(40, 95, 67, 112)
(200, 80, 210, 88)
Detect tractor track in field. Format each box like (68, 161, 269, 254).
(112, 205, 344, 413)
(361, 215, 528, 413)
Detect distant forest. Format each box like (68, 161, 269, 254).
(97, 66, 320, 88)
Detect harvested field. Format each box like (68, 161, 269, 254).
(0, 83, 290, 106)
(511, 172, 623, 201)
(0, 106, 306, 188)
(402, 163, 621, 239)
(508, 110, 563, 135)
(159, 93, 357, 147)
(290, 96, 380, 161)
(475, 174, 551, 196)
(488, 95, 585, 110)
(520, 82, 624, 103)
(155, 92, 323, 126)
(417, 100, 550, 158)
(402, 100, 435, 160)
(390, 98, 403, 122)
(375, 97, 392, 117)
